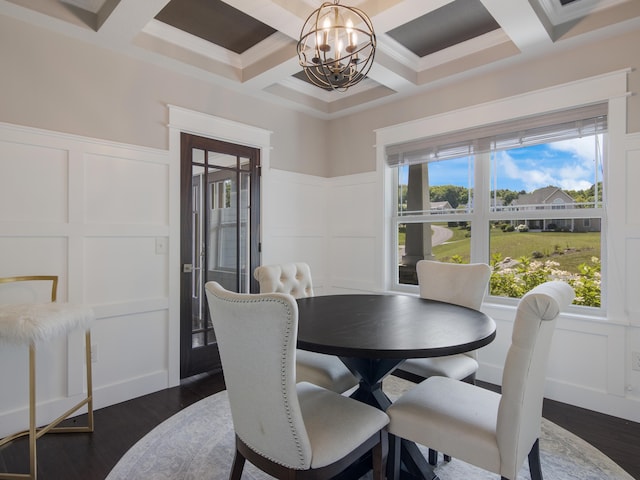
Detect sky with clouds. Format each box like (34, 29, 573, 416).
(496, 136, 602, 192)
(417, 135, 603, 193)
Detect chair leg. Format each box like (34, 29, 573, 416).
(372, 430, 388, 480)
(229, 449, 246, 480)
(0, 324, 94, 480)
(387, 434, 402, 480)
(427, 449, 450, 465)
(528, 439, 543, 480)
(499, 440, 542, 480)
(29, 344, 37, 480)
(84, 331, 94, 432)
(428, 448, 437, 465)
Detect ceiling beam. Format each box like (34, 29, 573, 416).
(479, 0, 552, 51)
(97, 0, 171, 43)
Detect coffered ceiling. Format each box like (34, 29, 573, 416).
(2, 0, 639, 119)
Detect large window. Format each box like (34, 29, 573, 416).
(388, 104, 606, 308)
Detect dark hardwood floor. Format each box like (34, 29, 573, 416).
(1, 372, 638, 479)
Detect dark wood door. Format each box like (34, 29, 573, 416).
(180, 132, 261, 378)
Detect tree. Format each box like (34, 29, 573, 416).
(398, 184, 408, 211)
(565, 182, 603, 206)
(429, 185, 469, 208)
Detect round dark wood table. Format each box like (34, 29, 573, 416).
(296, 293, 497, 480)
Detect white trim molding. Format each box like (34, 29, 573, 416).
(373, 69, 640, 422)
(167, 105, 273, 385)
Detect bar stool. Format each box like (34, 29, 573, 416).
(0, 276, 94, 480)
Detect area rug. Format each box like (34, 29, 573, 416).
(106, 377, 633, 480)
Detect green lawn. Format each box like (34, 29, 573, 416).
(487, 228, 599, 272)
(401, 223, 600, 274)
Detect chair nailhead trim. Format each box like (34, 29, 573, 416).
(213, 291, 308, 469)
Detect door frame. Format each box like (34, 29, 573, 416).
(179, 132, 261, 378)
(168, 106, 272, 386)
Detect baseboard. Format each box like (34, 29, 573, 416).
(92, 370, 169, 411)
(0, 370, 169, 438)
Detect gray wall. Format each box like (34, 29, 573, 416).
(1, 14, 639, 179)
(0, 15, 329, 177)
(328, 28, 640, 177)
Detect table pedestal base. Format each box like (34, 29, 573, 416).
(338, 357, 439, 480)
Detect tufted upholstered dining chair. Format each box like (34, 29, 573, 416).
(398, 260, 492, 386)
(387, 281, 575, 480)
(204, 281, 389, 480)
(396, 260, 491, 464)
(253, 263, 358, 393)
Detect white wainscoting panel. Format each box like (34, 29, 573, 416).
(262, 169, 326, 234)
(329, 236, 377, 292)
(84, 236, 168, 304)
(93, 310, 168, 387)
(547, 326, 609, 391)
(260, 169, 380, 294)
(0, 122, 171, 438)
(625, 146, 640, 226)
(327, 172, 380, 293)
(84, 152, 169, 226)
(0, 237, 68, 296)
(480, 302, 637, 420)
(328, 174, 378, 236)
(627, 327, 640, 402)
(260, 168, 328, 291)
(627, 238, 640, 316)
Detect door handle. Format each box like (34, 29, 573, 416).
(183, 264, 193, 273)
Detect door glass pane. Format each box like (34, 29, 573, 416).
(191, 161, 206, 348)
(204, 156, 251, 295)
(206, 167, 238, 291)
(239, 170, 250, 292)
(192, 332, 205, 348)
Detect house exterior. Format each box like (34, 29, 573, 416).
(509, 186, 601, 232)
(430, 201, 453, 213)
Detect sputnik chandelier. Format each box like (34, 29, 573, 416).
(297, 1, 376, 91)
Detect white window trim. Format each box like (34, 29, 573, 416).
(375, 69, 630, 320)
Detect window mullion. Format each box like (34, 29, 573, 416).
(472, 151, 491, 264)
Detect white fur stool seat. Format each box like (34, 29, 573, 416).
(0, 303, 93, 345)
(0, 276, 95, 480)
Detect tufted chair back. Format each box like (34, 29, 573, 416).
(254, 262, 314, 298)
(496, 281, 575, 479)
(253, 263, 359, 394)
(205, 281, 388, 479)
(386, 281, 574, 480)
(416, 260, 490, 311)
(204, 281, 313, 469)
(417, 259, 490, 362)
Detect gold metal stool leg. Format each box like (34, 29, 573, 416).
(0, 331, 94, 480)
